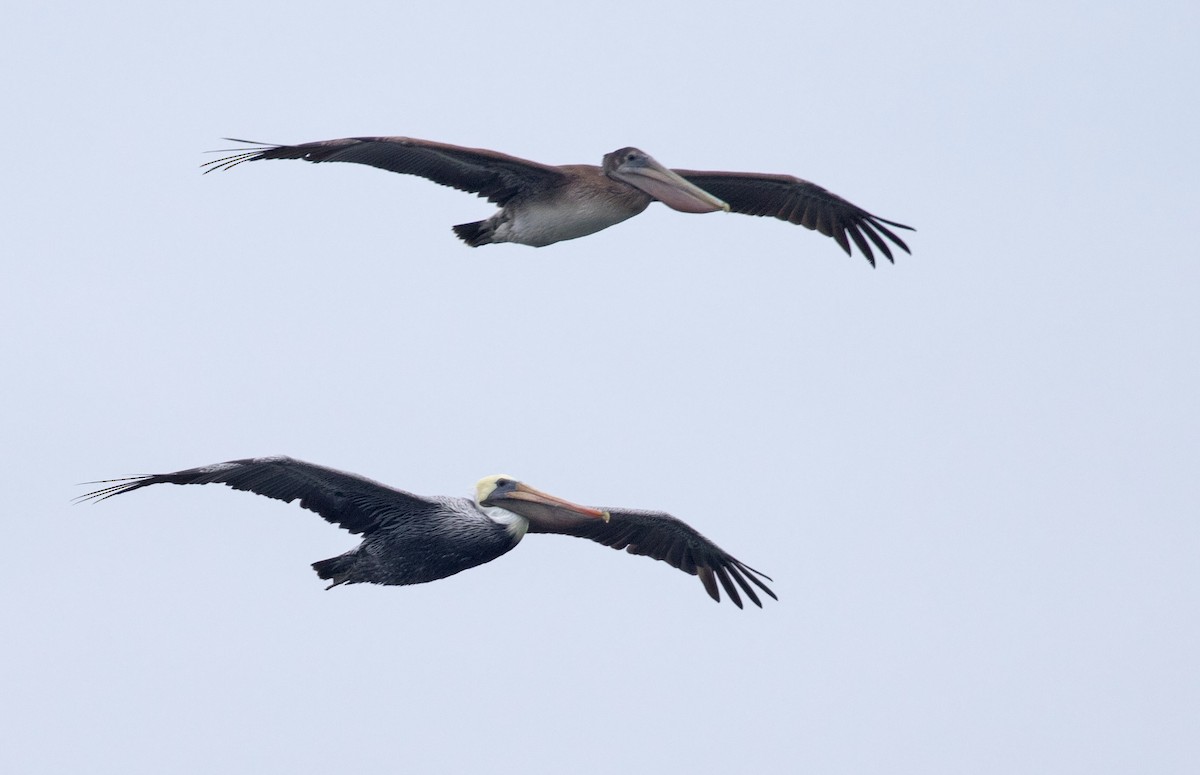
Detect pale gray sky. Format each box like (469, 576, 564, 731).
(3, 1, 1198, 773)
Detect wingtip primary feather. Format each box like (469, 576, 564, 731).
(72, 475, 153, 504)
(200, 139, 284, 174)
(697, 566, 721, 602)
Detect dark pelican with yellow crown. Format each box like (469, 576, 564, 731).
(80, 456, 776, 608)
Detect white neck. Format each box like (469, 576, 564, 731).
(481, 505, 529, 542)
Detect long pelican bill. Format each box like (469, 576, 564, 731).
(611, 152, 730, 214)
(500, 482, 610, 522)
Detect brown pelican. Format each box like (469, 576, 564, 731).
(204, 137, 914, 266)
(78, 456, 776, 608)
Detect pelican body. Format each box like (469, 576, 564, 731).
(80, 456, 776, 608)
(205, 136, 914, 265)
(456, 149, 729, 248)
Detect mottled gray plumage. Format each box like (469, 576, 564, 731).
(78, 456, 777, 607)
(203, 136, 913, 264)
(78, 456, 515, 587)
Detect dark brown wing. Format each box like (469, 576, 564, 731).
(673, 170, 914, 266)
(203, 137, 570, 207)
(76, 455, 440, 535)
(529, 507, 776, 608)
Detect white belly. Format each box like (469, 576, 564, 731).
(494, 197, 648, 247)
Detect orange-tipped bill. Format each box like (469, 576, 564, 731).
(488, 481, 610, 529)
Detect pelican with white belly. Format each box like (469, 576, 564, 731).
(205, 136, 914, 265)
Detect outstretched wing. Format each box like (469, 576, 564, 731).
(203, 137, 569, 207)
(530, 507, 777, 608)
(77, 455, 438, 535)
(673, 169, 914, 266)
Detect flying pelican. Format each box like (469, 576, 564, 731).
(204, 137, 914, 266)
(78, 456, 776, 608)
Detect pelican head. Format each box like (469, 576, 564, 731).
(602, 147, 730, 214)
(476, 475, 610, 529)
